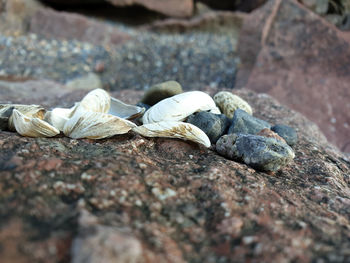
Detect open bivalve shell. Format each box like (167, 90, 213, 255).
(12, 109, 60, 137)
(142, 91, 220, 124)
(0, 104, 46, 131)
(132, 121, 211, 148)
(44, 103, 79, 131)
(109, 97, 145, 120)
(63, 110, 137, 139)
(73, 89, 144, 120)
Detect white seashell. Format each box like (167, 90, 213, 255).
(73, 89, 144, 120)
(12, 109, 60, 137)
(63, 110, 137, 139)
(0, 104, 46, 131)
(44, 103, 79, 131)
(142, 91, 220, 124)
(76, 88, 111, 114)
(132, 121, 211, 148)
(109, 97, 145, 120)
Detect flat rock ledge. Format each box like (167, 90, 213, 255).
(0, 87, 349, 263)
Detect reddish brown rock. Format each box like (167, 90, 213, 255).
(257, 128, 286, 143)
(237, 0, 350, 152)
(144, 9, 245, 35)
(0, 84, 349, 262)
(107, 0, 193, 18)
(29, 7, 131, 47)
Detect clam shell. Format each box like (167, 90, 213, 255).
(1, 104, 46, 131)
(78, 88, 110, 114)
(142, 91, 220, 124)
(12, 109, 60, 137)
(132, 121, 211, 148)
(63, 110, 137, 139)
(109, 97, 145, 120)
(44, 103, 79, 131)
(75, 89, 144, 120)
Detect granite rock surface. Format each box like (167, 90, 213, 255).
(0, 85, 349, 263)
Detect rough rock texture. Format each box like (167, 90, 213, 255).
(216, 133, 295, 172)
(236, 0, 350, 152)
(29, 7, 131, 47)
(0, 84, 349, 262)
(0, 0, 131, 47)
(107, 0, 193, 18)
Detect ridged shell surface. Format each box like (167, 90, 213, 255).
(133, 121, 211, 148)
(63, 110, 136, 139)
(78, 89, 111, 114)
(44, 104, 79, 131)
(12, 109, 60, 137)
(0, 104, 46, 131)
(142, 91, 220, 124)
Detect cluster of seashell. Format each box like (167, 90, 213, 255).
(0, 88, 224, 147)
(0, 89, 143, 140)
(0, 84, 295, 148)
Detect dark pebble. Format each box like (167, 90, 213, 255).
(141, 80, 183, 106)
(0, 106, 14, 131)
(216, 134, 295, 172)
(187, 111, 231, 144)
(228, 109, 271, 135)
(271, 124, 298, 146)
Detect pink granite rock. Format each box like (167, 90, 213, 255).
(107, 0, 193, 17)
(237, 0, 350, 152)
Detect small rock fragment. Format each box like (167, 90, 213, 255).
(0, 106, 14, 130)
(228, 109, 271, 135)
(187, 111, 231, 143)
(257, 128, 286, 144)
(214, 91, 253, 118)
(216, 134, 295, 172)
(141, 80, 183, 106)
(271, 124, 298, 146)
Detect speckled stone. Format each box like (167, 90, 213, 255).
(187, 111, 231, 144)
(216, 133, 295, 172)
(228, 109, 270, 135)
(214, 91, 253, 118)
(271, 124, 298, 146)
(141, 80, 183, 106)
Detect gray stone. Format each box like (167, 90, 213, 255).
(271, 124, 298, 146)
(216, 134, 295, 172)
(187, 111, 231, 144)
(0, 106, 13, 131)
(228, 109, 270, 135)
(141, 80, 183, 106)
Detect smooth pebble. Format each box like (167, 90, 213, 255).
(141, 80, 183, 106)
(228, 109, 271, 135)
(271, 124, 298, 146)
(216, 133, 295, 172)
(214, 91, 253, 118)
(187, 111, 231, 144)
